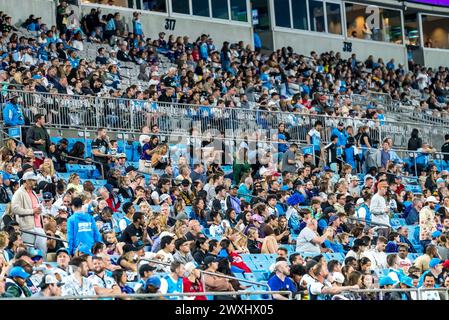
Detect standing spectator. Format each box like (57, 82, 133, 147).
(407, 129, 422, 151)
(11, 171, 47, 256)
(2, 93, 25, 127)
(419, 196, 439, 246)
(281, 143, 298, 174)
(369, 181, 390, 235)
(307, 121, 323, 167)
(91, 128, 112, 176)
(26, 114, 50, 157)
(67, 197, 102, 255)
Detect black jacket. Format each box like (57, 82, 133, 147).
(25, 124, 51, 155)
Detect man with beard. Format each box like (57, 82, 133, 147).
(88, 256, 121, 298)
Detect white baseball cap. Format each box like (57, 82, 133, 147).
(426, 196, 439, 203)
(22, 172, 38, 181)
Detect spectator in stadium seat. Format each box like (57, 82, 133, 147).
(11, 171, 48, 256)
(405, 198, 423, 225)
(414, 244, 440, 272)
(203, 256, 235, 299)
(267, 261, 297, 300)
(61, 256, 96, 297)
(296, 218, 332, 254)
(4, 266, 32, 297)
(88, 255, 121, 297)
(307, 262, 359, 300)
(183, 261, 206, 300)
(2, 93, 25, 127)
(396, 244, 412, 272)
(421, 274, 443, 300)
(173, 238, 194, 265)
(26, 114, 50, 157)
(369, 180, 391, 234)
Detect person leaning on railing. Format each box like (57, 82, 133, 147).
(202, 256, 235, 300)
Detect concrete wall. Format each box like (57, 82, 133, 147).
(273, 30, 408, 66)
(423, 49, 449, 68)
(81, 3, 253, 48)
(1, 0, 56, 26)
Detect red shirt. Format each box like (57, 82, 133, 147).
(230, 251, 252, 273)
(182, 277, 207, 300)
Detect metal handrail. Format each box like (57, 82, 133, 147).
(2, 88, 435, 128)
(0, 290, 293, 300)
(20, 229, 69, 243)
(138, 258, 270, 289)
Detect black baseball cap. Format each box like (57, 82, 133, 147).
(43, 192, 53, 201)
(181, 179, 191, 186)
(125, 166, 137, 173)
(203, 256, 219, 266)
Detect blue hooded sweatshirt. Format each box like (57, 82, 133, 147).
(67, 210, 102, 255)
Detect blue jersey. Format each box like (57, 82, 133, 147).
(308, 128, 321, 151)
(267, 274, 297, 299)
(331, 128, 347, 147)
(133, 19, 143, 35)
(3, 102, 25, 126)
(163, 275, 183, 300)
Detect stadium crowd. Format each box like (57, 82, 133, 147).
(0, 2, 449, 300)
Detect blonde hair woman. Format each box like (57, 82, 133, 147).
(261, 225, 279, 254)
(224, 228, 249, 254)
(67, 173, 84, 193)
(0, 231, 10, 264)
(0, 139, 16, 161)
(172, 220, 188, 240)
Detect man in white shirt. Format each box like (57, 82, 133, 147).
(397, 244, 412, 272)
(88, 256, 121, 298)
(362, 236, 388, 270)
(369, 181, 390, 236)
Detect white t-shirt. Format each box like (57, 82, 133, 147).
(421, 290, 441, 300)
(296, 227, 321, 253)
(370, 193, 390, 226)
(139, 134, 151, 146)
(88, 273, 117, 289)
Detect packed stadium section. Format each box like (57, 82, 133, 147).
(0, 0, 449, 301)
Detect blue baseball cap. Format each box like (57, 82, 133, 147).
(430, 258, 443, 268)
(328, 215, 339, 226)
(379, 276, 395, 287)
(281, 185, 290, 191)
(29, 248, 43, 261)
(432, 230, 442, 239)
(436, 178, 445, 184)
(9, 266, 31, 279)
(399, 276, 414, 288)
(145, 276, 161, 289)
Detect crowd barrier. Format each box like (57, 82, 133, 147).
(1, 89, 448, 149)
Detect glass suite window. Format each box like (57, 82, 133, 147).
(309, 0, 325, 32)
(212, 0, 229, 19)
(172, 0, 190, 14)
(192, 0, 210, 16)
(292, 0, 308, 30)
(230, 0, 247, 22)
(274, 0, 291, 28)
(422, 14, 449, 49)
(326, 2, 342, 35)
